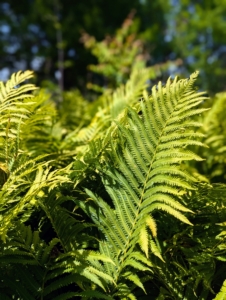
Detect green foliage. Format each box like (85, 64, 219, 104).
(201, 92, 226, 181)
(0, 0, 169, 90)
(151, 183, 226, 299)
(81, 12, 179, 90)
(1, 65, 226, 299)
(81, 12, 150, 87)
(161, 0, 226, 93)
(3, 0, 226, 94)
(0, 71, 114, 298)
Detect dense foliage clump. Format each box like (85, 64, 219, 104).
(1, 20, 226, 300)
(0, 69, 226, 299)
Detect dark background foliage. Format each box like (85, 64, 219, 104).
(0, 0, 168, 91)
(1, 0, 226, 93)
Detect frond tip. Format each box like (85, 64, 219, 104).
(0, 70, 37, 103)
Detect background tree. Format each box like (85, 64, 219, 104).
(1, 0, 226, 93)
(160, 0, 226, 93)
(0, 0, 168, 91)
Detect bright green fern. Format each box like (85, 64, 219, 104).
(75, 71, 209, 298)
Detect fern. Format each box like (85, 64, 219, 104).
(74, 72, 209, 297)
(0, 70, 36, 103)
(0, 202, 115, 299)
(20, 89, 58, 157)
(0, 223, 99, 299)
(151, 182, 226, 299)
(0, 71, 37, 174)
(0, 71, 115, 299)
(2, 69, 224, 299)
(69, 67, 153, 188)
(0, 223, 60, 299)
(202, 92, 226, 180)
(0, 70, 37, 139)
(0, 159, 72, 241)
(66, 67, 152, 151)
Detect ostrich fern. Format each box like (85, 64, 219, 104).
(74, 71, 209, 297)
(0, 71, 115, 299)
(1, 70, 226, 299)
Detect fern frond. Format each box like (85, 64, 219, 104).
(0, 70, 37, 103)
(0, 223, 58, 299)
(0, 71, 37, 131)
(202, 92, 226, 180)
(0, 222, 114, 299)
(68, 67, 151, 150)
(77, 72, 208, 297)
(0, 161, 71, 241)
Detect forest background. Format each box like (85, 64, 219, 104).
(1, 0, 226, 94)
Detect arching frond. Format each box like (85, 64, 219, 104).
(0, 221, 114, 299)
(0, 71, 38, 168)
(68, 67, 151, 149)
(0, 161, 71, 241)
(77, 72, 208, 297)
(0, 70, 37, 103)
